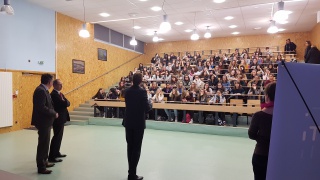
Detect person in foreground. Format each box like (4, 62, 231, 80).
(248, 82, 276, 180)
(48, 79, 70, 163)
(122, 72, 152, 180)
(31, 74, 58, 174)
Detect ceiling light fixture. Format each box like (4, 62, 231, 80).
(159, 0, 171, 33)
(133, 26, 141, 29)
(79, 0, 90, 38)
(0, 0, 14, 15)
(229, 25, 237, 28)
(204, 26, 211, 38)
(185, 29, 193, 32)
(278, 28, 285, 32)
(153, 31, 159, 42)
(213, 0, 225, 3)
(231, 32, 240, 35)
(190, 12, 199, 40)
(273, 1, 289, 22)
(224, 16, 234, 20)
(254, 27, 262, 30)
(130, 20, 137, 46)
(267, 20, 278, 34)
(151, 6, 162, 11)
(99, 12, 110, 17)
(191, 29, 200, 40)
(175, 22, 184, 25)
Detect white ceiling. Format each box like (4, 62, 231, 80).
(26, 0, 320, 43)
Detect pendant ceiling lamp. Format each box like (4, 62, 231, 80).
(153, 31, 159, 42)
(204, 26, 211, 38)
(130, 20, 138, 46)
(273, 1, 289, 22)
(190, 12, 199, 40)
(159, 0, 171, 33)
(79, 0, 90, 38)
(0, 0, 14, 15)
(267, 20, 278, 34)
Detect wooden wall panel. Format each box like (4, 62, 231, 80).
(56, 13, 144, 111)
(0, 71, 42, 133)
(142, 32, 310, 64)
(311, 23, 320, 48)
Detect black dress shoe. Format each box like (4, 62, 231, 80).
(46, 162, 55, 168)
(48, 158, 63, 163)
(128, 175, 143, 180)
(56, 154, 67, 158)
(38, 169, 52, 174)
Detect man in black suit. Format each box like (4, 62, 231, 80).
(48, 79, 70, 162)
(122, 73, 152, 180)
(305, 46, 320, 64)
(31, 74, 58, 174)
(284, 38, 297, 54)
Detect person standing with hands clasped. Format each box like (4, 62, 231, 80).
(31, 74, 58, 174)
(48, 79, 70, 163)
(122, 73, 152, 180)
(248, 82, 276, 180)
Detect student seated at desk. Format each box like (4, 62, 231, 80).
(92, 88, 106, 117)
(106, 88, 118, 118)
(152, 88, 166, 121)
(181, 90, 195, 123)
(209, 89, 226, 126)
(164, 88, 181, 122)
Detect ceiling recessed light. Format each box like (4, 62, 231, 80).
(133, 26, 141, 29)
(151, 6, 162, 11)
(224, 16, 234, 20)
(99, 13, 110, 17)
(213, 0, 225, 3)
(278, 28, 286, 31)
(229, 25, 237, 28)
(175, 22, 184, 25)
(231, 32, 240, 35)
(158, 38, 164, 41)
(253, 27, 262, 30)
(185, 29, 193, 32)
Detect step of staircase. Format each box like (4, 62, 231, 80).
(79, 103, 92, 108)
(69, 111, 94, 116)
(66, 119, 88, 126)
(74, 107, 94, 112)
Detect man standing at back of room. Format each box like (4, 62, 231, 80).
(48, 79, 70, 163)
(284, 38, 297, 54)
(122, 72, 152, 180)
(31, 74, 58, 174)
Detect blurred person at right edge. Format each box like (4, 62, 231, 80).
(248, 82, 276, 180)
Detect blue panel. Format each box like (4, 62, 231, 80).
(110, 30, 123, 47)
(135, 40, 144, 54)
(94, 24, 109, 43)
(123, 35, 134, 50)
(0, 0, 55, 72)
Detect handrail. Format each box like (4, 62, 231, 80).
(65, 54, 143, 95)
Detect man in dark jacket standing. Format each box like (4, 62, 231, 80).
(305, 46, 320, 64)
(284, 38, 297, 54)
(31, 74, 58, 174)
(122, 72, 152, 180)
(48, 79, 70, 162)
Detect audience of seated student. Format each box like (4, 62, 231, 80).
(193, 75, 204, 89)
(200, 70, 210, 81)
(162, 83, 172, 98)
(254, 48, 263, 57)
(220, 76, 230, 94)
(163, 70, 171, 82)
(209, 89, 226, 125)
(264, 74, 275, 87)
(106, 88, 118, 118)
(208, 74, 219, 87)
(152, 88, 166, 121)
(248, 83, 261, 100)
(182, 75, 191, 87)
(189, 82, 198, 99)
(231, 49, 240, 58)
(265, 47, 273, 56)
(248, 75, 262, 88)
(92, 88, 106, 117)
(164, 88, 181, 122)
(138, 63, 144, 71)
(256, 65, 264, 77)
(267, 63, 277, 74)
(231, 81, 245, 98)
(171, 76, 178, 86)
(177, 81, 185, 94)
(262, 69, 271, 80)
(204, 83, 213, 96)
(149, 82, 158, 96)
(248, 69, 258, 80)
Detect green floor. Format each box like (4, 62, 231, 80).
(0, 125, 255, 180)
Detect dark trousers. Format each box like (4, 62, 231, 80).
(49, 122, 64, 159)
(36, 126, 51, 170)
(252, 154, 269, 180)
(125, 128, 144, 176)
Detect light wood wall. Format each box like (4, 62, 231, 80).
(311, 23, 320, 48)
(142, 32, 310, 63)
(56, 13, 144, 111)
(0, 71, 43, 133)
